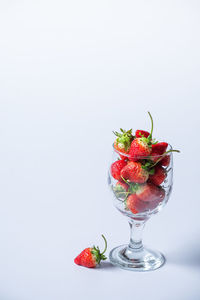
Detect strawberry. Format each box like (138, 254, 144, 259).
(160, 155, 170, 167)
(152, 142, 168, 155)
(129, 138, 152, 161)
(114, 141, 128, 160)
(150, 143, 168, 163)
(135, 130, 150, 138)
(145, 187, 165, 210)
(129, 112, 154, 161)
(136, 182, 165, 204)
(126, 194, 147, 214)
(149, 166, 166, 186)
(113, 129, 134, 159)
(74, 235, 107, 268)
(116, 181, 129, 191)
(110, 159, 127, 181)
(150, 151, 161, 163)
(113, 181, 129, 199)
(120, 161, 149, 184)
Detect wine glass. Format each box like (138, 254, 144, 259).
(108, 145, 173, 271)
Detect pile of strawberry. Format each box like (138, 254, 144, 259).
(110, 112, 179, 214)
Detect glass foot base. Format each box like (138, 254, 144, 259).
(109, 244, 165, 271)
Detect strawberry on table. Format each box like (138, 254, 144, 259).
(113, 128, 134, 159)
(74, 235, 107, 268)
(120, 161, 149, 184)
(149, 166, 166, 186)
(111, 159, 127, 181)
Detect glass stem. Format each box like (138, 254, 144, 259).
(128, 219, 146, 252)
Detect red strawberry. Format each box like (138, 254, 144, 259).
(113, 129, 134, 159)
(150, 151, 161, 163)
(135, 130, 150, 138)
(120, 161, 149, 183)
(152, 142, 168, 155)
(113, 141, 128, 160)
(150, 143, 168, 163)
(129, 138, 152, 161)
(111, 159, 127, 181)
(149, 166, 166, 186)
(129, 112, 154, 161)
(136, 182, 165, 203)
(74, 235, 107, 268)
(160, 155, 170, 167)
(126, 194, 147, 214)
(146, 191, 165, 210)
(114, 181, 129, 199)
(145, 187, 165, 210)
(116, 181, 129, 191)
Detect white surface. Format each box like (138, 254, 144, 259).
(0, 1, 200, 299)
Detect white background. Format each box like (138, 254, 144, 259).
(0, 1, 200, 299)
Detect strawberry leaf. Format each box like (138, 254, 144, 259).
(128, 183, 140, 194)
(91, 235, 107, 264)
(113, 185, 128, 199)
(141, 160, 154, 170)
(151, 139, 158, 145)
(113, 129, 134, 151)
(148, 168, 155, 175)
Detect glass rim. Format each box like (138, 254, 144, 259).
(112, 142, 173, 159)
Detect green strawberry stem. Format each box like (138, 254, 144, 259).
(101, 234, 107, 255)
(148, 111, 153, 141)
(166, 149, 180, 154)
(150, 149, 180, 168)
(92, 235, 107, 263)
(121, 176, 130, 185)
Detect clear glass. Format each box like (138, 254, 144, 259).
(108, 145, 173, 271)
